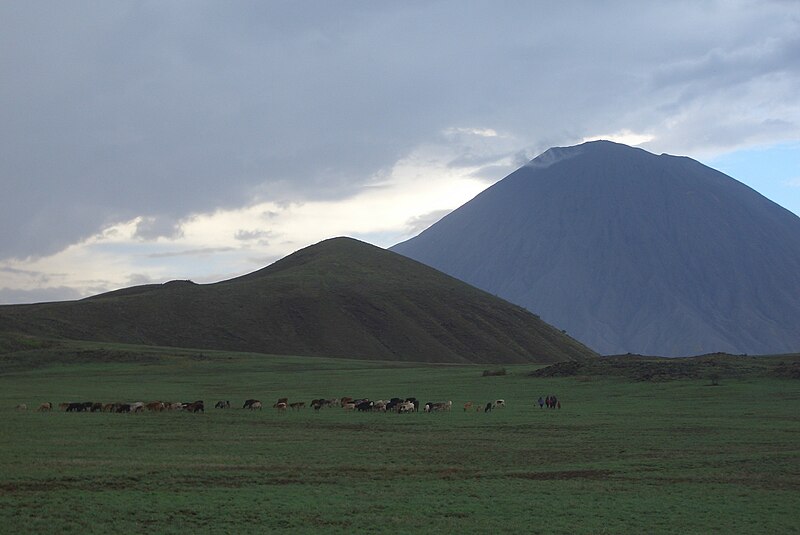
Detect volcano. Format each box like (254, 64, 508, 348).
(392, 140, 800, 356)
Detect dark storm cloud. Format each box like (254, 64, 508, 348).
(2, 1, 798, 260)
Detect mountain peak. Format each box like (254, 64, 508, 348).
(393, 142, 800, 356)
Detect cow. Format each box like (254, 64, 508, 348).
(494, 399, 506, 408)
(66, 402, 85, 412)
(102, 403, 115, 412)
(146, 402, 165, 412)
(356, 400, 373, 412)
(116, 403, 131, 413)
(91, 402, 103, 412)
(398, 401, 415, 413)
(343, 402, 356, 411)
(243, 399, 260, 410)
(58, 402, 70, 411)
(37, 402, 52, 412)
(484, 402, 494, 412)
(214, 400, 230, 409)
(289, 402, 305, 410)
(184, 401, 204, 413)
(15, 403, 27, 411)
(249, 401, 263, 410)
(273, 397, 288, 408)
(463, 402, 473, 412)
(131, 402, 145, 413)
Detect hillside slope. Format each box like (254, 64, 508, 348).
(392, 141, 800, 356)
(0, 238, 595, 363)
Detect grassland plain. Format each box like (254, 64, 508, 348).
(0, 343, 798, 534)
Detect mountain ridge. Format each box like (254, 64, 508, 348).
(0, 237, 596, 363)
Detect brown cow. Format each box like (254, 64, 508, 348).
(289, 402, 305, 410)
(146, 401, 165, 412)
(463, 402, 473, 412)
(38, 402, 53, 412)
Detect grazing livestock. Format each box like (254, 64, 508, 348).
(15, 404, 27, 411)
(184, 401, 204, 413)
(115, 403, 131, 413)
(484, 402, 494, 412)
(397, 401, 415, 413)
(356, 400, 374, 412)
(131, 402, 145, 413)
(214, 400, 231, 409)
(146, 402, 165, 412)
(494, 399, 506, 408)
(463, 402, 473, 412)
(289, 402, 305, 410)
(426, 401, 451, 412)
(58, 402, 69, 411)
(102, 403, 115, 412)
(343, 403, 356, 411)
(91, 402, 103, 412)
(37, 402, 52, 412)
(66, 402, 86, 412)
(275, 402, 287, 411)
(249, 401, 263, 410)
(243, 399, 260, 410)
(273, 397, 288, 408)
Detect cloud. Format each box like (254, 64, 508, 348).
(1, 1, 799, 301)
(405, 210, 452, 236)
(583, 131, 655, 146)
(146, 247, 237, 259)
(234, 229, 273, 242)
(0, 286, 83, 305)
(134, 216, 185, 241)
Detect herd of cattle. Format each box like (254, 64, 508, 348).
(14, 397, 512, 414)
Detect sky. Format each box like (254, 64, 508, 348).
(1, 0, 799, 304)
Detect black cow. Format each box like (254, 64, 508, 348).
(185, 401, 204, 413)
(356, 400, 373, 412)
(66, 402, 85, 412)
(484, 402, 494, 412)
(243, 399, 260, 410)
(215, 400, 230, 409)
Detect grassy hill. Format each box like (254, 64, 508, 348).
(0, 238, 595, 364)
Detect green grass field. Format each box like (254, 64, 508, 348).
(1, 344, 798, 534)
